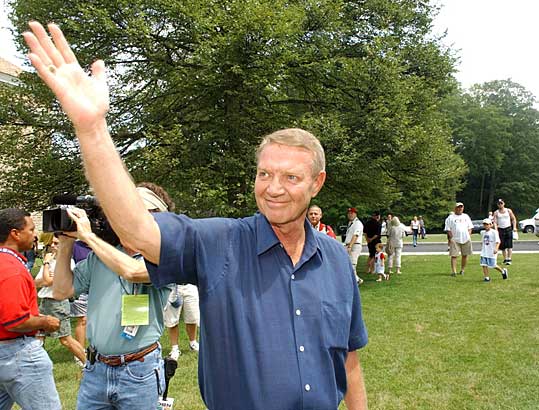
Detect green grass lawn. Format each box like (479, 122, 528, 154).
(31, 254, 538, 410)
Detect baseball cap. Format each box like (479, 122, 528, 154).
(455, 202, 464, 207)
(137, 187, 168, 212)
(347, 207, 357, 213)
(482, 218, 492, 225)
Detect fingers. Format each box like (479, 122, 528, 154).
(27, 21, 66, 67)
(67, 207, 88, 220)
(48, 23, 78, 65)
(24, 35, 62, 94)
(91, 60, 106, 82)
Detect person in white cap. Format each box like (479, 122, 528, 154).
(444, 202, 473, 277)
(479, 218, 508, 282)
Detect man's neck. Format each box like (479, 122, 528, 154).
(271, 220, 306, 266)
(0, 240, 20, 253)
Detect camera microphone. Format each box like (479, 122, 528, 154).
(51, 195, 99, 206)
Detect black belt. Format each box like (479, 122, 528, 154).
(0, 335, 25, 344)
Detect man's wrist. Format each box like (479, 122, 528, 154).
(80, 231, 97, 243)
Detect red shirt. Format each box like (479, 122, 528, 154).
(316, 223, 337, 239)
(0, 247, 39, 339)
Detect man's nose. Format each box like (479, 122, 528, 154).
(267, 176, 285, 195)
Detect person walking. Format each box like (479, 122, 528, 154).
(479, 218, 508, 282)
(344, 207, 364, 284)
(492, 198, 518, 265)
(386, 216, 406, 275)
(444, 202, 474, 277)
(410, 216, 420, 247)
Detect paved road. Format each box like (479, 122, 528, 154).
(361, 241, 539, 255)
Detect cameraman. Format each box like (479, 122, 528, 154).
(53, 186, 174, 410)
(0, 208, 61, 410)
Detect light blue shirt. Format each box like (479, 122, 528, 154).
(74, 248, 171, 355)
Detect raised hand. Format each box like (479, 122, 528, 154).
(23, 22, 109, 133)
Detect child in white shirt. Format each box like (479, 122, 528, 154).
(480, 218, 508, 282)
(374, 243, 388, 282)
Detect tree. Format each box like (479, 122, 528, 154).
(2, 0, 463, 223)
(444, 80, 539, 218)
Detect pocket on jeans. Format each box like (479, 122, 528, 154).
(125, 356, 158, 381)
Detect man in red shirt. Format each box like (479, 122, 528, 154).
(307, 205, 337, 239)
(0, 208, 61, 410)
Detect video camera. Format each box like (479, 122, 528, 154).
(42, 194, 120, 246)
(43, 195, 98, 232)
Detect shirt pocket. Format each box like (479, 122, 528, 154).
(321, 300, 351, 350)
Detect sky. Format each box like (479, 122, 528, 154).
(2, 1, 539, 100)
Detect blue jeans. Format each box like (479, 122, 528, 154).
(77, 345, 165, 410)
(0, 336, 61, 410)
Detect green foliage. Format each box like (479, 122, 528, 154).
(2, 0, 461, 220)
(444, 80, 539, 218)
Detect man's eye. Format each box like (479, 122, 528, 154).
(287, 175, 298, 181)
(258, 171, 268, 178)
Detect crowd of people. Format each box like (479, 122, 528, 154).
(2, 20, 524, 410)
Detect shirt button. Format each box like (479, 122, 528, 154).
(295, 309, 301, 316)
(291, 274, 295, 280)
(305, 384, 311, 391)
(299, 345, 305, 352)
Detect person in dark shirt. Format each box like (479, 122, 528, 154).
(364, 211, 382, 274)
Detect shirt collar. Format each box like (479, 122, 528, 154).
(255, 213, 322, 261)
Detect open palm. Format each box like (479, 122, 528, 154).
(23, 22, 109, 131)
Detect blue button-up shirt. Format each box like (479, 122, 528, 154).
(147, 212, 368, 410)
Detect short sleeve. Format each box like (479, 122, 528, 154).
(348, 281, 368, 351)
(0, 275, 33, 329)
(145, 212, 232, 294)
(73, 254, 93, 297)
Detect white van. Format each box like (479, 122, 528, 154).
(519, 208, 539, 233)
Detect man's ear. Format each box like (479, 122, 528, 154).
(311, 171, 326, 198)
(9, 228, 20, 242)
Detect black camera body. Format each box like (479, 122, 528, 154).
(42, 195, 120, 246)
(43, 195, 99, 232)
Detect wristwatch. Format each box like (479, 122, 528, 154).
(43, 262, 50, 266)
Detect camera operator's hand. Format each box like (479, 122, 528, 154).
(66, 207, 93, 241)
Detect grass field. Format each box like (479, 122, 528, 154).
(402, 232, 538, 244)
(28, 253, 539, 410)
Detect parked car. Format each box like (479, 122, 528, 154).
(535, 213, 539, 237)
(519, 209, 539, 233)
(470, 220, 485, 234)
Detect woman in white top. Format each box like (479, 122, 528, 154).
(387, 217, 407, 275)
(492, 198, 517, 265)
(34, 235, 86, 364)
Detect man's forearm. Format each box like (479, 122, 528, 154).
(344, 351, 368, 410)
(10, 315, 56, 332)
(53, 239, 75, 300)
(81, 232, 150, 283)
(76, 122, 160, 262)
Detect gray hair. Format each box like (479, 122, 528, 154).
(256, 128, 326, 176)
(391, 216, 401, 227)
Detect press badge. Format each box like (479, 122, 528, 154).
(121, 294, 150, 339)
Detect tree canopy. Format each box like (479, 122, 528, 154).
(444, 79, 539, 218)
(2, 0, 463, 228)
